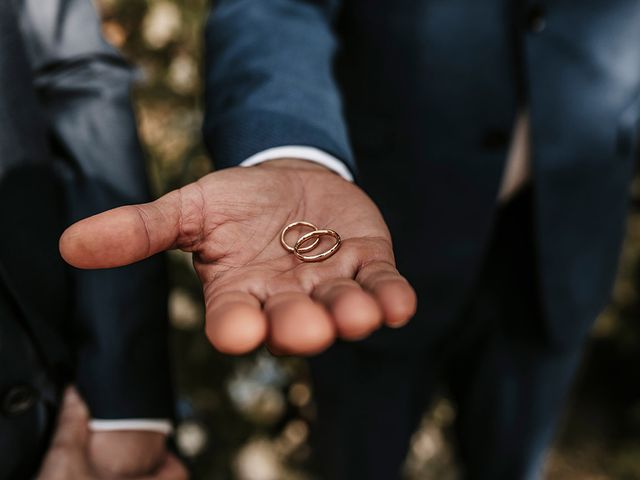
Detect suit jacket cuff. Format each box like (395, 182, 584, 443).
(203, 109, 357, 177)
(74, 261, 174, 422)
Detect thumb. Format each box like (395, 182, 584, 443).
(60, 189, 184, 269)
(50, 387, 90, 450)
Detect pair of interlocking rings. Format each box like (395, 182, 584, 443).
(280, 221, 342, 262)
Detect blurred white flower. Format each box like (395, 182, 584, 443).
(234, 438, 282, 480)
(176, 420, 208, 457)
(169, 287, 201, 329)
(168, 53, 198, 94)
(288, 382, 312, 407)
(228, 354, 289, 423)
(432, 398, 456, 426)
(143, 1, 181, 49)
(283, 420, 308, 446)
(274, 419, 309, 456)
(410, 425, 441, 462)
(228, 380, 286, 424)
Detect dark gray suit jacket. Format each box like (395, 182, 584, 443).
(203, 0, 640, 351)
(1, 1, 171, 477)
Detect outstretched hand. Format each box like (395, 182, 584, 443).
(60, 159, 416, 355)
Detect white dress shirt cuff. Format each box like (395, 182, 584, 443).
(239, 146, 354, 182)
(89, 419, 173, 435)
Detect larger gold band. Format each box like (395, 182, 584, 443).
(293, 229, 341, 262)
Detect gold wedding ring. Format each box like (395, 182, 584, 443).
(294, 229, 341, 262)
(280, 221, 342, 262)
(280, 221, 320, 253)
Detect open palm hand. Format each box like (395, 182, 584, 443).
(60, 160, 416, 355)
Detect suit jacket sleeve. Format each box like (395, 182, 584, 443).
(203, 0, 356, 174)
(18, 0, 173, 420)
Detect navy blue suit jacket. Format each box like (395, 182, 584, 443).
(203, 0, 640, 350)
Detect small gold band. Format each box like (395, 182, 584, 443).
(280, 221, 320, 253)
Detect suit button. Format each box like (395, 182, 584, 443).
(2, 385, 37, 416)
(526, 5, 547, 33)
(481, 129, 510, 150)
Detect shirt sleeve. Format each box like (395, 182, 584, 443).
(90, 419, 173, 435)
(240, 146, 354, 182)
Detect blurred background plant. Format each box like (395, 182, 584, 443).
(95, 1, 640, 478)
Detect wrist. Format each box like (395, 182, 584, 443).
(89, 431, 167, 477)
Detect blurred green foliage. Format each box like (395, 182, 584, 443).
(96, 1, 640, 478)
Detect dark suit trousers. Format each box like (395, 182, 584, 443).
(310, 187, 583, 480)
